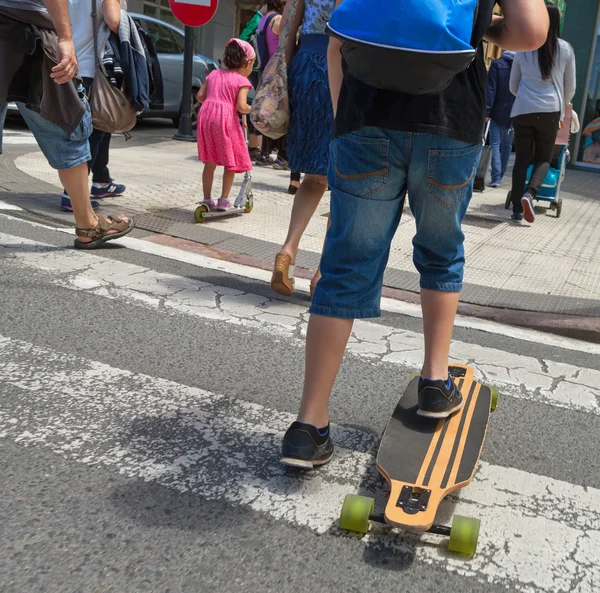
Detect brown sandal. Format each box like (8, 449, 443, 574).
(74, 214, 135, 250)
(271, 252, 295, 296)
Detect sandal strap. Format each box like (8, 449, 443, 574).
(75, 214, 129, 239)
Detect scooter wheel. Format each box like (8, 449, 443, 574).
(244, 200, 254, 214)
(194, 206, 207, 223)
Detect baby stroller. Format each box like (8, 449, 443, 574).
(505, 106, 573, 219)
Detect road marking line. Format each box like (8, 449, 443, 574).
(0, 334, 598, 593)
(1, 212, 597, 354)
(1, 231, 599, 417)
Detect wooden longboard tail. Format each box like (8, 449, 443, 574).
(376, 365, 491, 531)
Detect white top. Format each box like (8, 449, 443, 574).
(510, 38, 576, 122)
(69, 0, 126, 79)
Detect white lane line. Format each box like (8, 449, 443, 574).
(0, 334, 598, 593)
(1, 211, 597, 354)
(1, 231, 599, 417)
(0, 201, 23, 211)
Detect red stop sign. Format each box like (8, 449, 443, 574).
(169, 0, 219, 27)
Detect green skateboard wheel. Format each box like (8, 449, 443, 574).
(448, 515, 480, 556)
(339, 494, 374, 534)
(490, 386, 499, 412)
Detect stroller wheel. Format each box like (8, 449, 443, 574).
(556, 198, 562, 218)
(505, 191, 512, 210)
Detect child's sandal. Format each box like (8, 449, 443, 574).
(74, 214, 135, 250)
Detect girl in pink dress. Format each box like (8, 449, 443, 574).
(196, 39, 255, 210)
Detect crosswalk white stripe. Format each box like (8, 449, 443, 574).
(0, 334, 598, 593)
(2, 213, 598, 355)
(1, 232, 599, 418)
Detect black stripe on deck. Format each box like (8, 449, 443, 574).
(456, 385, 492, 484)
(440, 381, 477, 489)
(422, 378, 464, 487)
(377, 378, 437, 485)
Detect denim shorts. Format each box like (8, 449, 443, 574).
(310, 127, 482, 319)
(15, 95, 92, 170)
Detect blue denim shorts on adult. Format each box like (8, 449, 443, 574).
(15, 94, 92, 170)
(310, 127, 482, 319)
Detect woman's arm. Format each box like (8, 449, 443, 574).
(237, 87, 252, 114)
(509, 54, 522, 97)
(486, 0, 549, 52)
(327, 0, 344, 118)
(563, 44, 577, 104)
(280, 0, 305, 65)
(102, 0, 121, 34)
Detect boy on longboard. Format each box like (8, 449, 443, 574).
(281, 0, 550, 469)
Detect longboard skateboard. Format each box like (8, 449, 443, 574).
(339, 364, 497, 556)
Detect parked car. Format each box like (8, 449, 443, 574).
(130, 13, 219, 127)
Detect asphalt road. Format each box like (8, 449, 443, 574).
(1, 211, 599, 593)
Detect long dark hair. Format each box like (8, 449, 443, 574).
(537, 3, 561, 80)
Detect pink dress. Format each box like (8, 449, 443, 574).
(197, 70, 253, 173)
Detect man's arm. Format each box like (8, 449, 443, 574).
(42, 0, 77, 84)
(485, 0, 549, 52)
(102, 0, 121, 34)
(327, 0, 344, 118)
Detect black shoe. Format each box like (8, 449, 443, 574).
(280, 421, 334, 469)
(417, 377, 464, 418)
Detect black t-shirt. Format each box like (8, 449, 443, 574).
(334, 0, 496, 145)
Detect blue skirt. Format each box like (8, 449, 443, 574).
(287, 34, 334, 177)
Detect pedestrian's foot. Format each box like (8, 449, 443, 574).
(249, 147, 262, 161)
(417, 376, 464, 419)
(511, 212, 524, 221)
(272, 157, 290, 171)
(487, 181, 500, 188)
(74, 214, 135, 249)
(254, 153, 275, 167)
(61, 194, 100, 212)
(91, 179, 126, 199)
(216, 197, 231, 211)
(271, 252, 295, 296)
(202, 199, 216, 209)
(280, 422, 334, 469)
(521, 192, 535, 223)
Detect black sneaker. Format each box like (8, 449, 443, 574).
(417, 377, 464, 419)
(280, 421, 334, 469)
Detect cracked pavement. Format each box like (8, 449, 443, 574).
(1, 214, 600, 593)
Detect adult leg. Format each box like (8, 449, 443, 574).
(510, 115, 535, 213)
(499, 125, 514, 181)
(271, 173, 328, 296)
(489, 121, 503, 185)
(527, 112, 560, 197)
(90, 130, 111, 184)
(16, 100, 132, 246)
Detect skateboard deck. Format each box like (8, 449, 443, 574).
(376, 364, 492, 531)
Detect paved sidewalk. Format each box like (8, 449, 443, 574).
(2, 124, 600, 317)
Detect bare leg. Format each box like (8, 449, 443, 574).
(272, 173, 328, 296)
(280, 173, 328, 260)
(202, 162, 217, 201)
(297, 314, 354, 427)
(58, 163, 97, 230)
(249, 134, 262, 151)
(420, 289, 460, 380)
(222, 169, 236, 199)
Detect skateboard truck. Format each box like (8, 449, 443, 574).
(396, 486, 431, 515)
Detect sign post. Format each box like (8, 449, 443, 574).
(169, 0, 219, 142)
